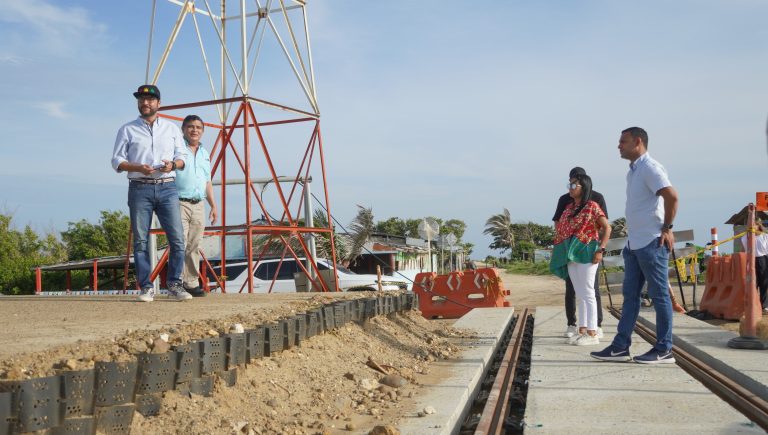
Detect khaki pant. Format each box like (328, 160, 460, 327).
(180, 201, 205, 287)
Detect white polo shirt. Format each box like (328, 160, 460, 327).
(741, 233, 768, 257)
(625, 153, 672, 249)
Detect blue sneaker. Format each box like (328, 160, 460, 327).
(590, 345, 631, 362)
(633, 348, 675, 364)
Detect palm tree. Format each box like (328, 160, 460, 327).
(345, 205, 374, 263)
(483, 208, 515, 254)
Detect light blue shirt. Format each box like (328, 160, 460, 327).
(625, 153, 672, 249)
(175, 144, 212, 200)
(111, 116, 187, 180)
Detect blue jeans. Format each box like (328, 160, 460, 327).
(128, 181, 185, 289)
(613, 238, 673, 352)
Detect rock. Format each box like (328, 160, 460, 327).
(376, 385, 393, 394)
(417, 411, 425, 417)
(423, 406, 436, 415)
(345, 422, 357, 431)
(6, 367, 25, 379)
(379, 374, 407, 388)
(369, 408, 380, 416)
(359, 378, 378, 390)
(159, 333, 170, 342)
(343, 372, 356, 381)
(266, 399, 278, 408)
(368, 425, 400, 435)
(129, 341, 148, 354)
(207, 329, 219, 337)
(231, 323, 245, 334)
(151, 339, 171, 354)
(63, 359, 78, 370)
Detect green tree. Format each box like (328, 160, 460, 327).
(441, 219, 467, 240)
(483, 208, 515, 255)
(376, 217, 408, 236)
(61, 210, 130, 260)
(0, 214, 66, 294)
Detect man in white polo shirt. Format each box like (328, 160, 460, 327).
(591, 127, 678, 364)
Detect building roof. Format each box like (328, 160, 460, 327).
(724, 206, 768, 225)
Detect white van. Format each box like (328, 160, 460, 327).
(208, 257, 408, 293)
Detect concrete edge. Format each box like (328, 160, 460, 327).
(397, 307, 515, 435)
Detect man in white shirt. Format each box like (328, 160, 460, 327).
(591, 127, 679, 364)
(111, 84, 192, 302)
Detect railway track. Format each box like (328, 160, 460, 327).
(608, 306, 768, 431)
(458, 308, 535, 434)
(464, 306, 768, 434)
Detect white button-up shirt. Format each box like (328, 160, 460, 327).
(742, 233, 768, 257)
(625, 153, 672, 249)
(111, 116, 187, 180)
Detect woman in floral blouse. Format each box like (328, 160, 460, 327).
(550, 174, 611, 345)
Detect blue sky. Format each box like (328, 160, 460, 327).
(1, 0, 767, 259)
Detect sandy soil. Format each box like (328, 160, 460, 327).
(0, 271, 745, 434)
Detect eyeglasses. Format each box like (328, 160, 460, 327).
(567, 183, 581, 190)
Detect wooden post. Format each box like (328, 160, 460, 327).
(376, 265, 382, 292)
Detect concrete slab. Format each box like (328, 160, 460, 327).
(398, 307, 515, 435)
(637, 308, 768, 404)
(525, 307, 762, 434)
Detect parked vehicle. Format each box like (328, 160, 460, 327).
(208, 257, 408, 293)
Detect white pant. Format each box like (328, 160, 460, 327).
(567, 262, 599, 331)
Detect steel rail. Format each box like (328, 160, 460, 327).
(608, 307, 768, 431)
(474, 309, 531, 435)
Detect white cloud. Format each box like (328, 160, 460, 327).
(32, 101, 70, 119)
(0, 0, 106, 55)
(0, 54, 31, 64)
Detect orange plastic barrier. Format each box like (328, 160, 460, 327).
(412, 268, 511, 319)
(700, 253, 761, 320)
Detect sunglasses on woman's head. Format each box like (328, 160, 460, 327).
(567, 183, 581, 190)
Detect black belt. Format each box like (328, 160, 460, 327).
(179, 198, 202, 204)
(131, 178, 175, 184)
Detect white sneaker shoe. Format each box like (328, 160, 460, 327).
(574, 334, 600, 346)
(168, 282, 193, 301)
(596, 327, 604, 339)
(564, 325, 578, 338)
(566, 334, 582, 345)
(137, 287, 155, 302)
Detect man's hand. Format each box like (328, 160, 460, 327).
(209, 207, 217, 224)
(660, 229, 675, 250)
(138, 164, 156, 176)
(158, 160, 173, 173)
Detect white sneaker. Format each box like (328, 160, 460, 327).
(168, 282, 193, 301)
(596, 327, 604, 339)
(564, 325, 578, 338)
(137, 287, 155, 302)
(566, 334, 582, 345)
(574, 334, 600, 346)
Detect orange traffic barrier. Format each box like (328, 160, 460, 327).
(700, 253, 761, 320)
(412, 267, 511, 319)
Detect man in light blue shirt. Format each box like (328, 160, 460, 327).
(175, 115, 217, 297)
(111, 84, 192, 302)
(591, 126, 679, 364)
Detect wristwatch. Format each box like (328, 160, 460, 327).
(662, 223, 673, 231)
(171, 161, 177, 170)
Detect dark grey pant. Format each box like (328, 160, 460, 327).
(565, 273, 603, 327)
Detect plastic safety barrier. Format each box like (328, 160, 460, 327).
(700, 253, 761, 320)
(413, 268, 511, 319)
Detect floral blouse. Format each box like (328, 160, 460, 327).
(554, 201, 604, 245)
